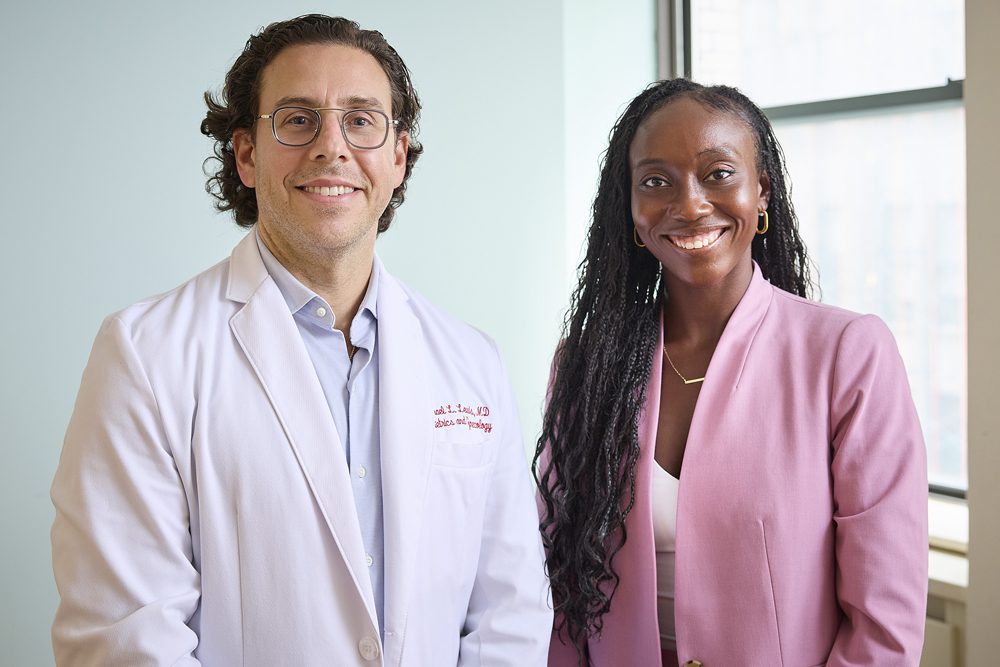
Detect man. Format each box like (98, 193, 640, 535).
(51, 15, 550, 666)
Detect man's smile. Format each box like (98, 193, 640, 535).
(299, 184, 356, 197)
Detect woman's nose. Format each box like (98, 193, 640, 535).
(671, 179, 712, 221)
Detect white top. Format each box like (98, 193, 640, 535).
(652, 460, 680, 651)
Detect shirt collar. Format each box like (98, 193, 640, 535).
(254, 228, 380, 326)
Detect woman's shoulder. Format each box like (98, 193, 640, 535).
(768, 284, 880, 326)
(765, 285, 899, 353)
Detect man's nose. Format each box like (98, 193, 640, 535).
(308, 113, 350, 161)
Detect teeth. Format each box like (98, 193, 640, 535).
(302, 185, 355, 196)
(669, 228, 723, 250)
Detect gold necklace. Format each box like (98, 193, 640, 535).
(662, 344, 705, 385)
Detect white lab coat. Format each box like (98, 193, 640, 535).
(51, 232, 551, 666)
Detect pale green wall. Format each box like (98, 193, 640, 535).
(0, 1, 654, 664)
(563, 0, 658, 286)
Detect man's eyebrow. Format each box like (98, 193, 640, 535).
(341, 95, 385, 110)
(271, 95, 320, 108)
(270, 95, 386, 110)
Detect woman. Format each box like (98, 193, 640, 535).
(535, 79, 927, 666)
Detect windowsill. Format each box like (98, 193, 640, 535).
(929, 548, 968, 603)
(929, 494, 969, 554)
(927, 494, 968, 604)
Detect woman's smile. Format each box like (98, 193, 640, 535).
(665, 227, 726, 251)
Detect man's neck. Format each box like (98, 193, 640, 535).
(257, 226, 375, 336)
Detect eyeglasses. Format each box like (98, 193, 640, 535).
(257, 106, 399, 149)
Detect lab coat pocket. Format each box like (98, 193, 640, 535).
(428, 437, 494, 517)
(431, 437, 492, 469)
(424, 438, 495, 608)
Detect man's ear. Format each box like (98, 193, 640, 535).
(233, 128, 257, 188)
(392, 131, 409, 188)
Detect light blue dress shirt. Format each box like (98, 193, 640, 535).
(255, 233, 385, 636)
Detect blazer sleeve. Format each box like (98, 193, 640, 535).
(51, 316, 202, 666)
(827, 314, 928, 666)
(457, 344, 552, 666)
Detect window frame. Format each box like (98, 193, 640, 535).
(658, 0, 968, 501)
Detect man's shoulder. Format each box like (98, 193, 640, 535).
(110, 255, 234, 335)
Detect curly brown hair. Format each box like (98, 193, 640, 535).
(201, 14, 423, 232)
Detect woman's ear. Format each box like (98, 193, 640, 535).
(757, 169, 771, 212)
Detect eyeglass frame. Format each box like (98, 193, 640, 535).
(256, 106, 400, 150)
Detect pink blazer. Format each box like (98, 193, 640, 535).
(546, 265, 928, 666)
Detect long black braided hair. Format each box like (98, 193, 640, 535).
(533, 78, 813, 657)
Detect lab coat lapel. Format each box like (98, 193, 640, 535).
(225, 233, 378, 626)
(376, 262, 433, 653)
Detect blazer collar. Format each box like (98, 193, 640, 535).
(642, 261, 774, 469)
(699, 261, 774, 392)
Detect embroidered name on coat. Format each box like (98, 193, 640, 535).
(433, 403, 493, 433)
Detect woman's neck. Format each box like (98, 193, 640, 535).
(662, 261, 753, 347)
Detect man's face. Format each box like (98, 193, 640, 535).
(234, 43, 408, 265)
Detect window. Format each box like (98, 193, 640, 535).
(662, 0, 968, 493)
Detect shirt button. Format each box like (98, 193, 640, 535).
(315, 306, 327, 317)
(358, 636, 380, 661)
(357, 466, 367, 479)
(366, 553, 374, 567)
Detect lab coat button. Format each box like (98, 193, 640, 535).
(366, 553, 374, 567)
(358, 465, 367, 479)
(358, 636, 380, 661)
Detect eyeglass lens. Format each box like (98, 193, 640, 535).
(271, 107, 389, 148)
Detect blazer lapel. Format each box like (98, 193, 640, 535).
(702, 262, 774, 393)
(376, 263, 433, 654)
(681, 262, 774, 453)
(225, 233, 377, 625)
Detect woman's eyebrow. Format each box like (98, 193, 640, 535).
(698, 145, 740, 158)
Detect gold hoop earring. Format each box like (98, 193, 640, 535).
(756, 210, 769, 235)
(633, 227, 646, 248)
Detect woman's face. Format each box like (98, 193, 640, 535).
(629, 96, 769, 290)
